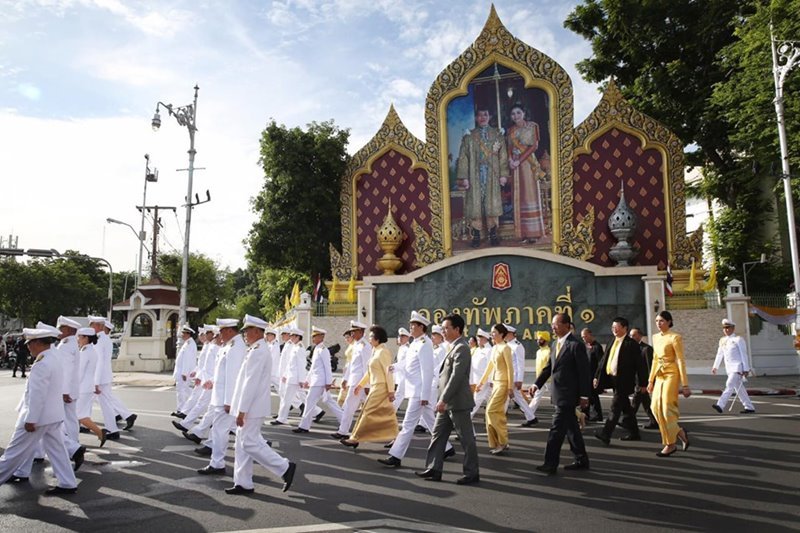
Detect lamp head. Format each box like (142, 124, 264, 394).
(151, 110, 161, 131)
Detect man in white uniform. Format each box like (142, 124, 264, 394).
(331, 320, 369, 439)
(294, 327, 343, 433)
(180, 327, 222, 451)
(89, 316, 136, 439)
(56, 316, 85, 470)
(712, 318, 755, 414)
(197, 318, 246, 475)
(469, 328, 492, 419)
(378, 311, 435, 469)
(265, 327, 282, 394)
(272, 328, 307, 425)
(392, 327, 411, 411)
(0, 325, 78, 495)
(225, 315, 296, 495)
(173, 325, 198, 413)
(505, 325, 537, 427)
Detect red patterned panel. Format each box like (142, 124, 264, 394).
(572, 128, 668, 269)
(355, 150, 432, 276)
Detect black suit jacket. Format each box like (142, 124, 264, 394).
(595, 335, 648, 396)
(639, 341, 654, 374)
(534, 332, 590, 408)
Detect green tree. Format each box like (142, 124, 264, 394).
(247, 120, 350, 278)
(157, 252, 232, 322)
(565, 0, 798, 289)
(256, 267, 312, 321)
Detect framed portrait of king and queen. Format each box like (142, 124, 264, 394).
(446, 63, 553, 252)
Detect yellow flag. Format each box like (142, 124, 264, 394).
(703, 262, 717, 291)
(290, 281, 300, 306)
(347, 276, 356, 303)
(329, 275, 338, 303)
(686, 258, 697, 291)
(284, 295, 291, 311)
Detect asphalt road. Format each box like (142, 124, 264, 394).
(0, 373, 798, 533)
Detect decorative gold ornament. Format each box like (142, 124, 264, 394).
(376, 202, 404, 275)
(563, 205, 596, 261)
(412, 220, 439, 268)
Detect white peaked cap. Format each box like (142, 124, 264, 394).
(181, 324, 195, 334)
(312, 326, 327, 335)
(477, 328, 491, 340)
(57, 316, 81, 329)
(398, 327, 410, 337)
(87, 315, 105, 324)
(504, 324, 517, 333)
(242, 314, 268, 330)
(24, 324, 60, 340)
(216, 318, 240, 329)
(409, 310, 431, 327)
(77, 327, 95, 336)
(432, 325, 443, 335)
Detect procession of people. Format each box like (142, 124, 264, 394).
(0, 307, 754, 497)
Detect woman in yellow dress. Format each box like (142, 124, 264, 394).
(340, 325, 397, 448)
(647, 311, 691, 457)
(477, 323, 515, 455)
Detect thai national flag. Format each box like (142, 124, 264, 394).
(665, 264, 674, 297)
(312, 273, 322, 302)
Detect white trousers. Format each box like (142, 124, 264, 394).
(299, 386, 343, 430)
(470, 384, 493, 419)
(392, 381, 406, 411)
(95, 383, 131, 431)
(0, 420, 77, 488)
(277, 383, 300, 423)
(512, 387, 535, 421)
(187, 399, 215, 440)
(716, 372, 754, 410)
(180, 380, 203, 414)
(233, 417, 289, 490)
(176, 377, 191, 411)
(528, 383, 548, 416)
(183, 387, 212, 427)
(389, 398, 436, 460)
(337, 386, 366, 435)
(63, 400, 81, 456)
(207, 406, 235, 469)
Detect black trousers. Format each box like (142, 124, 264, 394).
(582, 390, 603, 420)
(632, 389, 657, 426)
(600, 389, 639, 438)
(544, 405, 588, 467)
(12, 356, 26, 376)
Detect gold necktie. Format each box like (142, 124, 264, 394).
(606, 337, 621, 375)
(555, 340, 563, 359)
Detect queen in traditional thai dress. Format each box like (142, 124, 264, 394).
(507, 104, 547, 243)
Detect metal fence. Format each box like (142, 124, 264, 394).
(666, 291, 722, 310)
(313, 302, 357, 317)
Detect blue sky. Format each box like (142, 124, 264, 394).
(0, 0, 601, 276)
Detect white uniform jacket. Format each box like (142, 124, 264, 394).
(508, 338, 525, 382)
(57, 335, 80, 401)
(199, 343, 219, 382)
(174, 337, 197, 380)
(230, 340, 271, 418)
(402, 335, 434, 401)
(713, 334, 751, 374)
(306, 343, 333, 387)
(17, 348, 65, 426)
(94, 331, 114, 385)
(78, 344, 99, 395)
(210, 335, 246, 407)
(470, 344, 491, 386)
(345, 338, 369, 384)
(394, 343, 409, 383)
(284, 342, 307, 386)
(268, 340, 281, 380)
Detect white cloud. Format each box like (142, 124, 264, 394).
(16, 82, 40, 100)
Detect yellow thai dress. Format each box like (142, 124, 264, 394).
(649, 330, 689, 445)
(507, 120, 547, 239)
(350, 344, 398, 443)
(479, 341, 514, 448)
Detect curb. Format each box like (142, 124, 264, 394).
(694, 388, 797, 396)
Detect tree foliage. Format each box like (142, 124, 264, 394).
(157, 252, 232, 321)
(565, 0, 800, 290)
(247, 120, 350, 279)
(256, 267, 313, 322)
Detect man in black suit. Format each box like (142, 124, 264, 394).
(416, 314, 479, 485)
(593, 317, 648, 444)
(580, 328, 604, 422)
(529, 313, 590, 475)
(629, 327, 658, 429)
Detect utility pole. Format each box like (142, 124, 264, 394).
(136, 205, 176, 280)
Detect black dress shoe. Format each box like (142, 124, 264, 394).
(340, 439, 359, 449)
(270, 420, 285, 426)
(44, 486, 77, 496)
(594, 431, 610, 446)
(520, 418, 538, 427)
(124, 414, 137, 430)
(740, 409, 756, 414)
(292, 427, 309, 433)
(172, 420, 188, 432)
(415, 469, 442, 481)
(115, 414, 123, 422)
(330, 432, 349, 440)
(102, 429, 120, 441)
(224, 484, 255, 495)
(378, 455, 401, 468)
(79, 426, 91, 434)
(99, 432, 107, 448)
(564, 461, 590, 471)
(621, 434, 641, 441)
(384, 440, 394, 449)
(197, 466, 226, 475)
(282, 462, 296, 492)
(72, 445, 86, 472)
(8, 475, 28, 483)
(444, 448, 456, 460)
(33, 457, 45, 464)
(314, 410, 326, 423)
(298, 403, 305, 416)
(642, 422, 659, 430)
(535, 464, 557, 475)
(194, 446, 212, 457)
(183, 430, 202, 444)
(176, 412, 186, 419)
(456, 475, 480, 485)
(712, 404, 723, 413)
(414, 425, 428, 434)
(170, 411, 181, 418)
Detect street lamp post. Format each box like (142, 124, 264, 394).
(139, 155, 158, 288)
(106, 218, 149, 287)
(742, 253, 767, 296)
(771, 27, 800, 317)
(151, 85, 198, 328)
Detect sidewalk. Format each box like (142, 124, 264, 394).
(114, 365, 800, 396)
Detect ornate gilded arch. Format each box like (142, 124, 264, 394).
(424, 5, 575, 255)
(331, 105, 428, 280)
(572, 80, 700, 268)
